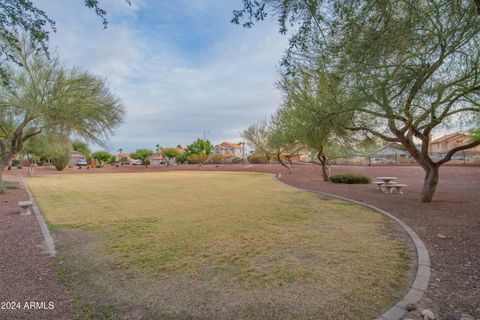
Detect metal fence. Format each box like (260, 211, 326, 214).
(329, 151, 480, 166)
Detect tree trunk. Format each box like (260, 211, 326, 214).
(420, 165, 439, 203)
(276, 153, 291, 174)
(317, 152, 329, 181)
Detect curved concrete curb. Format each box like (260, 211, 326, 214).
(272, 176, 430, 320)
(21, 177, 56, 257)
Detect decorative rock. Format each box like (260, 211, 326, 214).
(460, 314, 474, 320)
(436, 233, 452, 239)
(406, 303, 418, 312)
(421, 309, 435, 320)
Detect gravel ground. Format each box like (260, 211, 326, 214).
(2, 163, 479, 320)
(0, 175, 74, 320)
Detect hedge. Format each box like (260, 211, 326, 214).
(329, 173, 371, 184)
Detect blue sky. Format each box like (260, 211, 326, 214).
(34, 0, 288, 152)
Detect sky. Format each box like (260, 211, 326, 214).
(33, 0, 289, 152)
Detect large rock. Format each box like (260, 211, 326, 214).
(421, 309, 435, 320)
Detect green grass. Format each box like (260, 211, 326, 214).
(27, 171, 412, 320)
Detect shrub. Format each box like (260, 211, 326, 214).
(176, 152, 188, 164)
(16, 165, 22, 169)
(0, 186, 6, 194)
(329, 173, 371, 184)
(3, 181, 20, 189)
(11, 159, 20, 166)
(209, 153, 224, 164)
(52, 152, 70, 171)
(247, 152, 268, 164)
(187, 153, 207, 164)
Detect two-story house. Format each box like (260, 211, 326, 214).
(429, 133, 480, 154)
(213, 142, 244, 162)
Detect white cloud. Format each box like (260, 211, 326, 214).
(34, 0, 288, 151)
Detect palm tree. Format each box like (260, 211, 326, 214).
(117, 148, 123, 161)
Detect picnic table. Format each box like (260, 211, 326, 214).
(376, 177, 397, 184)
(373, 177, 407, 194)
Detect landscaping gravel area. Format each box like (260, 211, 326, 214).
(0, 175, 74, 320)
(3, 163, 479, 319)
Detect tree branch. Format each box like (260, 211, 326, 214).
(436, 138, 480, 165)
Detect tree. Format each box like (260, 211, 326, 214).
(130, 149, 153, 162)
(0, 0, 131, 80)
(235, 1, 480, 202)
(72, 140, 91, 158)
(176, 152, 188, 164)
(162, 148, 180, 166)
(23, 134, 70, 175)
(91, 150, 112, 163)
(277, 71, 354, 180)
(0, 37, 124, 184)
(241, 119, 299, 173)
(51, 145, 71, 171)
(185, 139, 213, 156)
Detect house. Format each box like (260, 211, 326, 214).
(115, 152, 133, 162)
(148, 147, 186, 166)
(372, 143, 412, 164)
(69, 151, 86, 166)
(147, 154, 166, 166)
(278, 149, 312, 163)
(213, 142, 245, 162)
(429, 132, 480, 154)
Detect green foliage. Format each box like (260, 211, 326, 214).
(162, 148, 180, 165)
(185, 139, 213, 156)
(72, 140, 91, 158)
(329, 173, 371, 184)
(0, 36, 124, 180)
(11, 159, 19, 166)
(16, 165, 22, 169)
(187, 153, 207, 164)
(52, 146, 71, 171)
(176, 152, 188, 164)
(91, 151, 113, 163)
(130, 149, 154, 161)
(247, 152, 268, 164)
(0, 185, 5, 193)
(23, 134, 69, 163)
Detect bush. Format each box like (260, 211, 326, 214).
(16, 165, 22, 169)
(0, 186, 6, 194)
(187, 153, 207, 164)
(208, 153, 224, 164)
(11, 159, 20, 166)
(247, 152, 268, 164)
(52, 152, 70, 171)
(176, 153, 188, 164)
(329, 173, 371, 184)
(3, 181, 20, 189)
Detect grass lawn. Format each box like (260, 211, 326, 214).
(27, 171, 412, 320)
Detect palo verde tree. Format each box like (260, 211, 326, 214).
(234, 0, 480, 202)
(241, 118, 299, 173)
(130, 149, 153, 160)
(277, 71, 354, 181)
(22, 133, 70, 175)
(0, 36, 124, 183)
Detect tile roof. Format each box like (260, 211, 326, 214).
(217, 142, 241, 149)
(431, 132, 467, 144)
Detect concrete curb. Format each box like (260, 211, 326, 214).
(272, 176, 430, 320)
(21, 177, 56, 257)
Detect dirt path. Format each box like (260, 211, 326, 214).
(0, 175, 74, 320)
